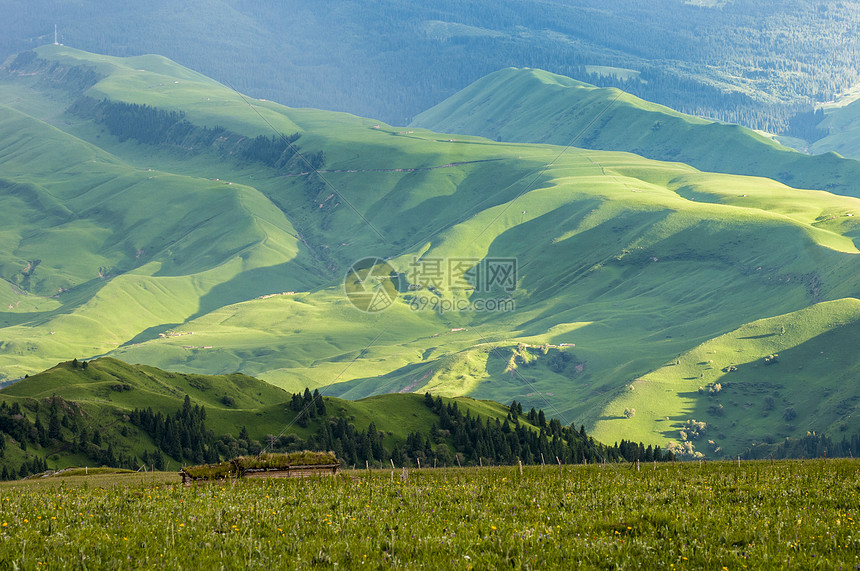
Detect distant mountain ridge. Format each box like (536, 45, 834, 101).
(3, 0, 859, 132)
(412, 68, 860, 199)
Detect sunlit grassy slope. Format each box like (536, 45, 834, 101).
(1, 46, 860, 455)
(595, 298, 860, 456)
(411, 68, 860, 198)
(0, 101, 320, 379)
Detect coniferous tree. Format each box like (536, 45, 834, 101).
(313, 389, 326, 416)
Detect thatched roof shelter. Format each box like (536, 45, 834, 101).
(180, 451, 339, 485)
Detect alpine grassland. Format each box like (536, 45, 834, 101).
(2, 45, 860, 456)
(594, 299, 860, 454)
(0, 460, 859, 568)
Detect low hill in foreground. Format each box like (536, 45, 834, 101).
(0, 357, 647, 478)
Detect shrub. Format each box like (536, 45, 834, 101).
(681, 419, 707, 440)
(665, 440, 703, 459)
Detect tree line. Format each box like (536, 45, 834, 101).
(66, 96, 322, 172)
(128, 395, 218, 467)
(14, 383, 857, 480)
(0, 383, 679, 479)
(742, 431, 860, 461)
(227, 391, 677, 468)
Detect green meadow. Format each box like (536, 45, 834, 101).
(0, 461, 858, 568)
(0, 46, 859, 456)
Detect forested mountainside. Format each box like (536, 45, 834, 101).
(2, 0, 860, 132)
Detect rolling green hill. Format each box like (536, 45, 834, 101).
(0, 357, 517, 440)
(0, 99, 320, 379)
(1, 46, 860, 457)
(411, 67, 860, 198)
(0, 357, 601, 475)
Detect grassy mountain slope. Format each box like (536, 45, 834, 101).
(411, 68, 860, 198)
(0, 100, 320, 380)
(1, 47, 860, 455)
(0, 357, 519, 471)
(596, 299, 860, 458)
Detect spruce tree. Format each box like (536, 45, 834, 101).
(313, 389, 326, 416)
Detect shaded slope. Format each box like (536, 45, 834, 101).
(811, 98, 860, 159)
